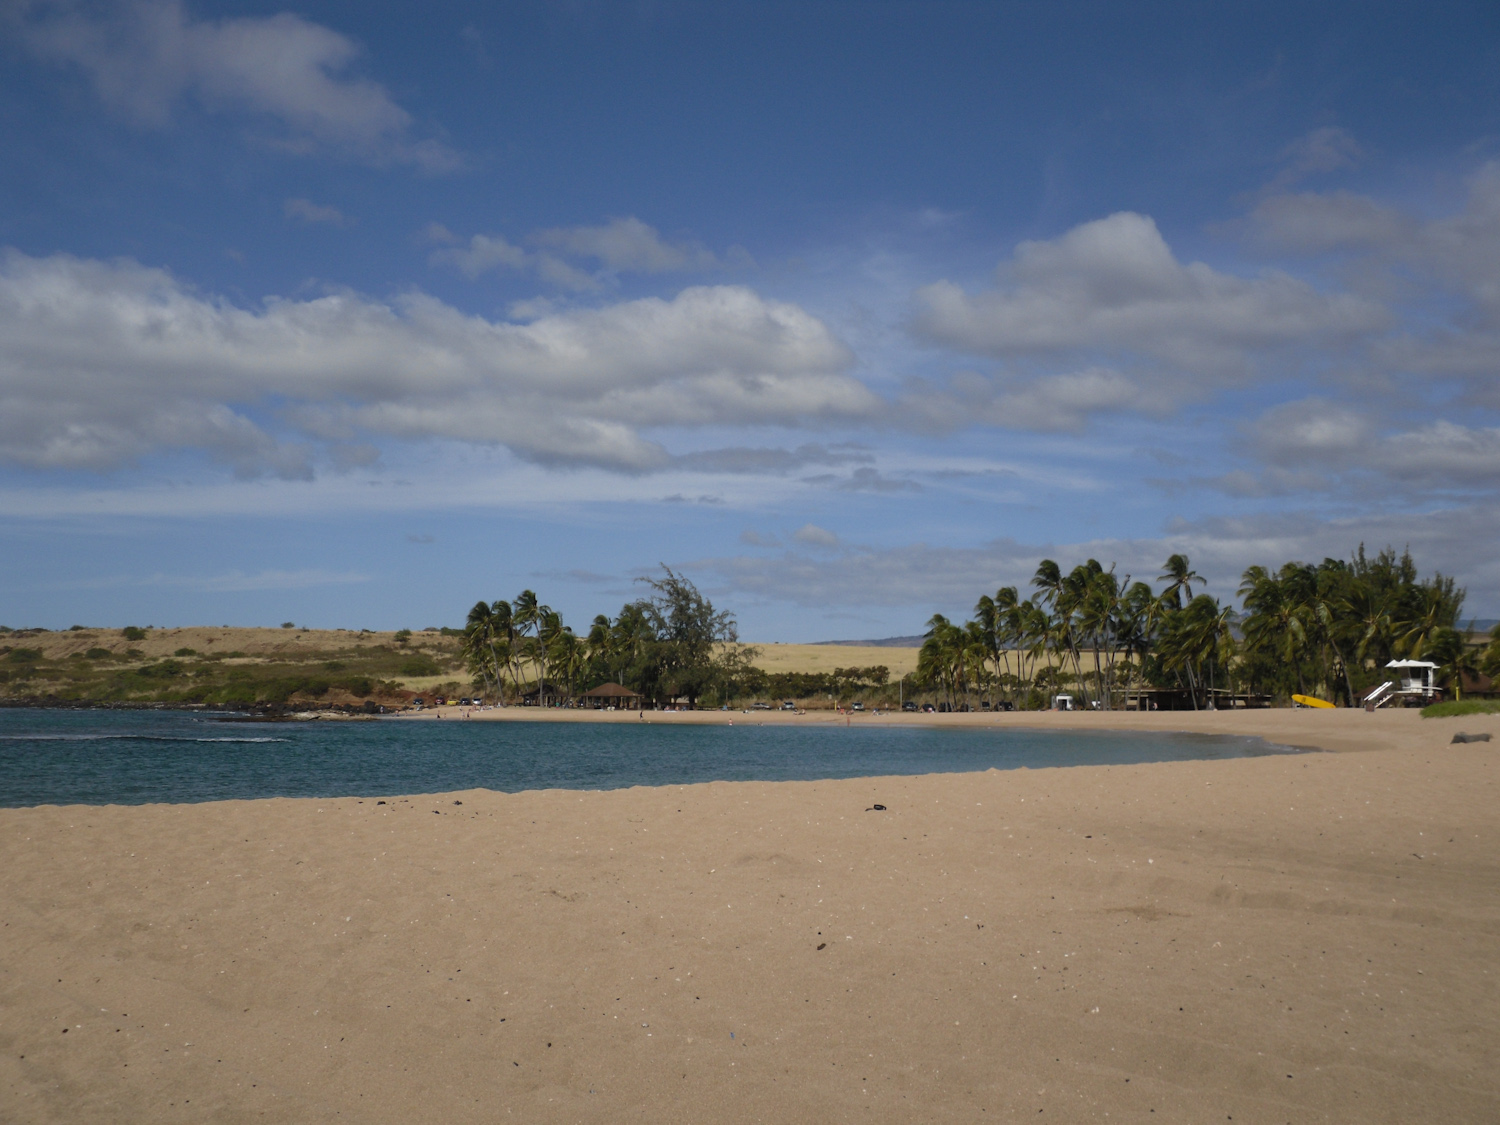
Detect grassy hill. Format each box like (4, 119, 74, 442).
(0, 628, 924, 708)
(0, 625, 467, 708)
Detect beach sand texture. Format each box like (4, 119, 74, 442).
(3, 709, 1497, 1122)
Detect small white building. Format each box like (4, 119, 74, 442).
(1385, 659, 1441, 701)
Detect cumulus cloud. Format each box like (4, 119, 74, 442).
(913, 211, 1385, 379)
(1240, 400, 1500, 496)
(428, 233, 530, 280)
(0, 250, 873, 474)
(18, 0, 457, 169)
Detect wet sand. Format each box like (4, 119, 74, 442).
(2, 708, 1497, 1122)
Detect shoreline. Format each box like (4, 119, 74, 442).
(396, 700, 1461, 758)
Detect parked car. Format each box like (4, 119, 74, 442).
(901, 701, 918, 712)
(921, 703, 936, 713)
(751, 701, 771, 710)
(780, 700, 796, 711)
(851, 701, 865, 711)
(992, 700, 1015, 712)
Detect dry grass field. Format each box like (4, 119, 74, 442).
(735, 642, 920, 677)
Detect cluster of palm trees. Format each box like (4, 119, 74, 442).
(461, 590, 585, 705)
(460, 569, 746, 707)
(918, 546, 1475, 709)
(1237, 547, 1470, 704)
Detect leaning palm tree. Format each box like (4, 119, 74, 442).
(1158, 554, 1204, 612)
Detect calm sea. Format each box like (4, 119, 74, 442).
(0, 708, 1300, 808)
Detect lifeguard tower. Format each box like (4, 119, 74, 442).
(1363, 660, 1441, 709)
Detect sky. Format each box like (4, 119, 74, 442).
(2, 0, 1498, 640)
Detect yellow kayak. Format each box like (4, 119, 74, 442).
(1292, 694, 1335, 709)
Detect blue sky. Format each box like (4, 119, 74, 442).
(2, 0, 1498, 639)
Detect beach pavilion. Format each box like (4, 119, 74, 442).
(581, 682, 641, 709)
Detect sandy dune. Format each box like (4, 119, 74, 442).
(2, 708, 1497, 1122)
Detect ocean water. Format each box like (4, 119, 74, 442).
(0, 708, 1300, 807)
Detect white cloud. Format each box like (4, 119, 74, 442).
(284, 198, 349, 226)
(20, 0, 457, 170)
(534, 217, 718, 273)
(0, 249, 871, 474)
(1251, 162, 1500, 397)
(913, 212, 1384, 382)
(430, 216, 730, 290)
(897, 366, 1144, 433)
(428, 233, 530, 280)
(1244, 400, 1500, 496)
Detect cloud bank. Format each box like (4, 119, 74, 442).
(0, 250, 871, 474)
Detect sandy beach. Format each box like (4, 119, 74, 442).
(3, 707, 1497, 1122)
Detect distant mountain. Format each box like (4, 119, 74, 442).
(811, 635, 925, 648)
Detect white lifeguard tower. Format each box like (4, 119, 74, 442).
(1363, 660, 1441, 709)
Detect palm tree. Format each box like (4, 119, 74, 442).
(1240, 565, 1311, 695)
(1158, 554, 1204, 612)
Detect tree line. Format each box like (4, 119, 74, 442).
(917, 545, 1495, 709)
(461, 568, 754, 707)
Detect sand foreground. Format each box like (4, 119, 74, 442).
(2, 709, 1497, 1122)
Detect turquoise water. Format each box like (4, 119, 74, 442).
(0, 708, 1298, 807)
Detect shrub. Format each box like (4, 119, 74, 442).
(399, 656, 441, 677)
(84, 647, 112, 660)
(174, 647, 198, 657)
(121, 626, 147, 641)
(5, 647, 42, 663)
(281, 622, 296, 629)
(1421, 699, 1500, 718)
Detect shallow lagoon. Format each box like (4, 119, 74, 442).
(0, 707, 1305, 807)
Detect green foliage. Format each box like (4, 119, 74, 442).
(399, 655, 442, 677)
(281, 622, 296, 629)
(121, 626, 147, 641)
(716, 665, 890, 702)
(1420, 700, 1500, 718)
(393, 629, 412, 645)
(174, 647, 198, 656)
(6, 647, 42, 663)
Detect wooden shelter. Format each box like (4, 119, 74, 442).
(581, 682, 641, 709)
